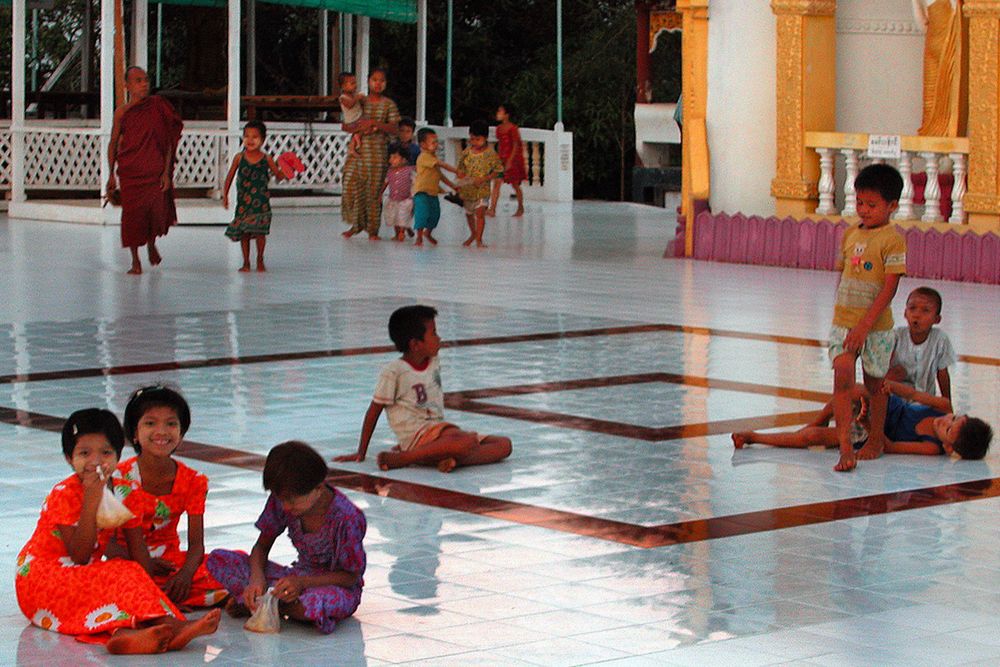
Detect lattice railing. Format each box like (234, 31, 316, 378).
(0, 127, 11, 189)
(24, 130, 103, 188)
(265, 125, 351, 190)
(174, 132, 225, 188)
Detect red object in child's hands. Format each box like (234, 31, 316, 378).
(277, 151, 305, 179)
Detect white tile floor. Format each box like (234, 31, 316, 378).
(1, 199, 998, 666)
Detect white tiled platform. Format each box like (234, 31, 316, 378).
(1, 200, 998, 666)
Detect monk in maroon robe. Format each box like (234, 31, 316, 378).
(107, 67, 183, 274)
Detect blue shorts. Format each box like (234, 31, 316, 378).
(413, 192, 440, 231)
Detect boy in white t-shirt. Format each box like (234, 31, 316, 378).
(887, 287, 956, 399)
(335, 305, 512, 472)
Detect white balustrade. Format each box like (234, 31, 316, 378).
(804, 131, 969, 224)
(841, 148, 859, 218)
(949, 152, 966, 224)
(815, 147, 836, 215)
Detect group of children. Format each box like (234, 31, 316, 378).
(733, 164, 993, 469)
(16, 306, 511, 653)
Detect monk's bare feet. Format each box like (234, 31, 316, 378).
(238, 264, 251, 273)
(127, 263, 142, 275)
(513, 207, 524, 218)
(834, 452, 857, 472)
(426, 233, 438, 245)
(732, 433, 750, 449)
(376, 451, 405, 470)
(256, 260, 266, 272)
(225, 596, 250, 618)
(437, 457, 457, 473)
(107, 625, 172, 655)
(167, 609, 221, 651)
(148, 244, 162, 266)
(462, 236, 475, 247)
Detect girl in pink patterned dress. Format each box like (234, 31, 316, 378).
(381, 146, 415, 241)
(206, 441, 366, 634)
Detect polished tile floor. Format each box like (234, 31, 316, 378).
(1, 199, 998, 666)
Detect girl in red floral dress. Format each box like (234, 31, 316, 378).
(15, 408, 220, 654)
(489, 103, 527, 218)
(117, 385, 227, 608)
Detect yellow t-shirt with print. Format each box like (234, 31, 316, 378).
(457, 147, 503, 202)
(413, 151, 443, 196)
(832, 223, 907, 331)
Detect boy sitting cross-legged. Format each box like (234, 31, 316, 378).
(335, 305, 512, 473)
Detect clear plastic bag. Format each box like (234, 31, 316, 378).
(244, 588, 281, 634)
(95, 471, 135, 529)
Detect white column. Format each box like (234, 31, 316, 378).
(355, 15, 370, 87)
(415, 0, 427, 124)
(841, 149, 859, 218)
(949, 152, 966, 224)
(131, 0, 148, 69)
(11, 0, 26, 203)
(342, 14, 353, 70)
(815, 148, 836, 215)
(99, 0, 115, 220)
(921, 152, 943, 223)
(319, 10, 329, 96)
(246, 0, 256, 95)
(894, 151, 915, 220)
(227, 0, 241, 163)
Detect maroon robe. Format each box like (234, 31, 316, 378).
(115, 95, 183, 248)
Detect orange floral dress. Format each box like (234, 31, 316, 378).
(15, 474, 183, 637)
(117, 457, 227, 607)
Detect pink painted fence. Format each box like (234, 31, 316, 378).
(685, 212, 1000, 284)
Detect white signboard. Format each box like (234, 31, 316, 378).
(867, 134, 902, 160)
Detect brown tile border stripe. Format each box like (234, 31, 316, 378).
(4, 404, 998, 549)
(1, 323, 993, 385)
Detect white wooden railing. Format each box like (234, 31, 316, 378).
(2, 120, 573, 203)
(805, 132, 969, 224)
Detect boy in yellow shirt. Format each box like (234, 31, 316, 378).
(828, 164, 907, 472)
(412, 128, 460, 247)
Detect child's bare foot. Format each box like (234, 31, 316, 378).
(486, 208, 496, 217)
(376, 451, 405, 470)
(462, 236, 474, 247)
(437, 457, 457, 473)
(414, 239, 423, 247)
(342, 230, 356, 239)
(127, 264, 142, 275)
(475, 241, 488, 248)
(855, 438, 884, 461)
(406, 228, 415, 237)
(834, 452, 857, 472)
(238, 264, 251, 272)
(107, 625, 172, 655)
(426, 233, 438, 245)
(368, 234, 380, 241)
(513, 207, 524, 217)
(167, 609, 221, 651)
(732, 433, 750, 449)
(225, 597, 250, 618)
(256, 261, 266, 272)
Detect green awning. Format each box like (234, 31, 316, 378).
(151, 0, 416, 22)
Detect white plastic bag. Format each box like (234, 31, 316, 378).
(244, 588, 281, 634)
(95, 471, 135, 529)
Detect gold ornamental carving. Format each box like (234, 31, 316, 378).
(772, 14, 807, 195)
(771, 178, 818, 200)
(963, 193, 1000, 213)
(770, 0, 836, 16)
(965, 12, 998, 206)
(963, 0, 1000, 16)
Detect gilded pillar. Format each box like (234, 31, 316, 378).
(676, 0, 710, 256)
(770, 0, 837, 218)
(963, 0, 1000, 231)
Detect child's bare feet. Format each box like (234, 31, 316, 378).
(167, 609, 221, 651)
(238, 264, 251, 272)
(855, 438, 884, 460)
(437, 457, 457, 473)
(834, 452, 857, 472)
(462, 236, 474, 247)
(127, 264, 142, 275)
(256, 260, 266, 272)
(414, 239, 423, 247)
(107, 625, 172, 655)
(376, 451, 405, 470)
(342, 230, 356, 239)
(513, 207, 524, 217)
(475, 241, 487, 248)
(406, 228, 415, 237)
(368, 234, 380, 241)
(732, 433, 750, 449)
(225, 597, 250, 618)
(486, 208, 496, 217)
(426, 232, 438, 245)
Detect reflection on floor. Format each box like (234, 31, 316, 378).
(1, 201, 998, 666)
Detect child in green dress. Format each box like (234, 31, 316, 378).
(223, 121, 286, 272)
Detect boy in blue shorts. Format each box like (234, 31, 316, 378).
(412, 128, 460, 247)
(828, 164, 907, 472)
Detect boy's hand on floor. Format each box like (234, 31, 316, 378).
(333, 452, 364, 463)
